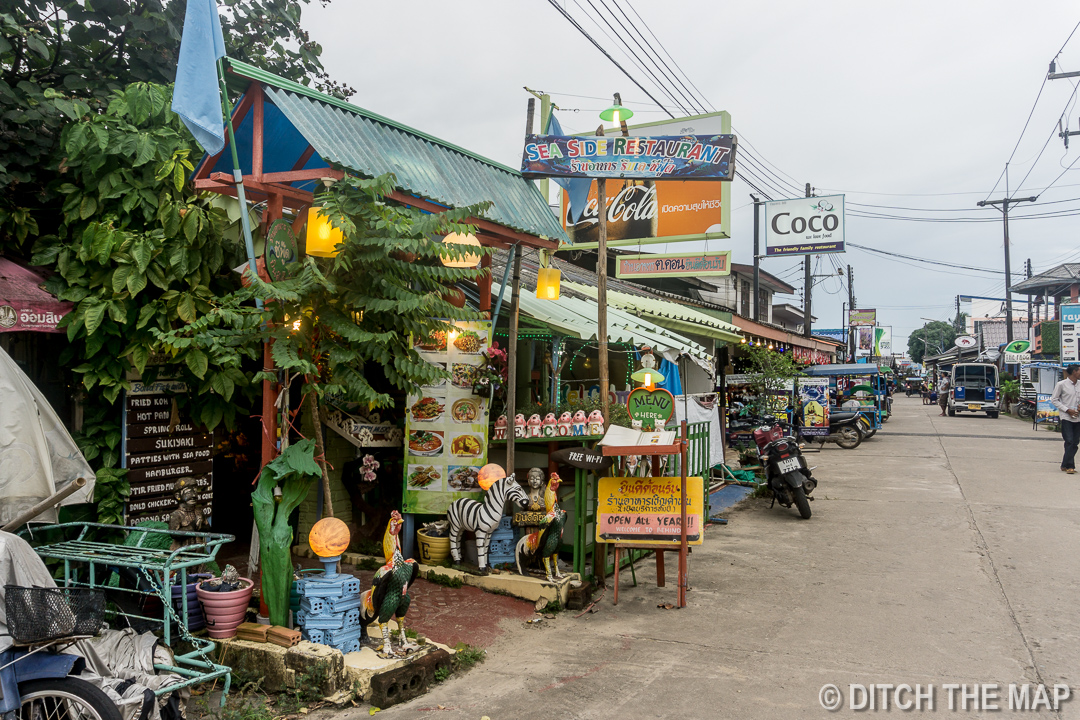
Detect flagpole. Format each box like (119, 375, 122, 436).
(214, 57, 270, 579)
(215, 57, 261, 308)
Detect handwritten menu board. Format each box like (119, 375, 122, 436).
(402, 320, 491, 515)
(123, 382, 213, 526)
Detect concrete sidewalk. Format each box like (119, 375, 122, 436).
(347, 395, 1080, 719)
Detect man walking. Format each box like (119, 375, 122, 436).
(1050, 364, 1080, 474)
(938, 375, 951, 417)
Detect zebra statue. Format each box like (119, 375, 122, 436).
(447, 474, 529, 572)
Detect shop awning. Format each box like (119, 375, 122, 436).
(564, 282, 742, 343)
(491, 281, 713, 369)
(196, 60, 568, 245)
(0, 259, 70, 333)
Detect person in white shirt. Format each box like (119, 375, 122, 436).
(1050, 364, 1080, 474)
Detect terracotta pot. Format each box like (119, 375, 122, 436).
(196, 577, 254, 639)
(442, 287, 466, 308)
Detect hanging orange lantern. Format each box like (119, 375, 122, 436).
(306, 207, 344, 258)
(477, 463, 506, 490)
(308, 517, 350, 557)
(536, 267, 562, 300)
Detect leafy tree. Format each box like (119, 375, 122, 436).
(743, 344, 803, 416)
(908, 321, 957, 365)
(0, 0, 352, 255)
(154, 173, 491, 516)
(31, 82, 253, 521)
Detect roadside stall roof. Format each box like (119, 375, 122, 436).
(490, 280, 713, 369)
(803, 363, 881, 376)
(564, 281, 742, 344)
(194, 59, 567, 246)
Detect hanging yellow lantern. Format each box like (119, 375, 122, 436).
(440, 233, 481, 268)
(306, 207, 344, 258)
(536, 267, 561, 300)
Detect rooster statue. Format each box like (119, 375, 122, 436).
(360, 511, 420, 657)
(514, 472, 566, 581)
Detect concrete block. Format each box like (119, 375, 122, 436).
(419, 563, 579, 606)
(369, 662, 428, 708)
(223, 638, 290, 693)
(284, 641, 345, 696)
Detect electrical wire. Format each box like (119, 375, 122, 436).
(846, 243, 1000, 274)
(544, 0, 674, 119)
(622, 0, 716, 113)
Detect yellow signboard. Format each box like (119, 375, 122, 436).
(596, 476, 705, 546)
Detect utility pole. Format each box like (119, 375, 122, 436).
(847, 264, 855, 362)
(506, 98, 534, 473)
(803, 182, 812, 338)
(977, 194, 1037, 343)
(1026, 258, 1033, 340)
(752, 194, 762, 321)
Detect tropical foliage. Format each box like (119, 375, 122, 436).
(0, 0, 350, 256)
(907, 320, 957, 365)
(743, 344, 803, 416)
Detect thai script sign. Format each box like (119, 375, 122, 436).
(0, 305, 67, 333)
(523, 134, 736, 180)
(848, 309, 877, 326)
(615, 251, 731, 279)
(765, 194, 845, 257)
(596, 476, 704, 546)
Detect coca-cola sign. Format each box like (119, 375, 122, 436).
(564, 179, 726, 245)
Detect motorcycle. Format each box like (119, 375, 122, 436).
(0, 587, 121, 720)
(796, 410, 865, 450)
(1016, 397, 1036, 420)
(753, 422, 817, 519)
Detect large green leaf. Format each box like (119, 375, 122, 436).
(83, 301, 107, 335)
(184, 348, 208, 378)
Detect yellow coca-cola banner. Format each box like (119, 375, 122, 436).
(561, 111, 732, 245)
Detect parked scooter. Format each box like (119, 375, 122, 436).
(1016, 397, 1036, 420)
(753, 422, 817, 519)
(796, 410, 864, 449)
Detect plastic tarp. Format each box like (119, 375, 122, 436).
(0, 346, 94, 524)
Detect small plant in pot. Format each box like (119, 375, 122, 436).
(196, 564, 254, 639)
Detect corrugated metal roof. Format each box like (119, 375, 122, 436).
(225, 60, 567, 243)
(563, 282, 742, 343)
(491, 281, 712, 367)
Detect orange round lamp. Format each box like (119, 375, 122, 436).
(477, 463, 506, 490)
(306, 207, 344, 258)
(308, 517, 350, 558)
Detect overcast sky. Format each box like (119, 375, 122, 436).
(305, 0, 1080, 353)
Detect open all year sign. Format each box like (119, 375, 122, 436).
(596, 476, 704, 546)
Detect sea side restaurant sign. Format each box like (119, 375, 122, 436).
(765, 194, 845, 256)
(616, 251, 731, 279)
(522, 134, 736, 181)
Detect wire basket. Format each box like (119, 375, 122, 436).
(5, 586, 105, 644)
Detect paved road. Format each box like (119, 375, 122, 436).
(371, 396, 1078, 719)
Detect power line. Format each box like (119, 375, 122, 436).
(574, 0, 692, 115)
(1012, 74, 1080, 195)
(622, 0, 716, 113)
(984, 74, 1048, 202)
(847, 242, 1000, 274)
(544, 0, 674, 119)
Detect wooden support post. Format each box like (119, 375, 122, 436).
(506, 98, 534, 475)
(678, 420, 689, 608)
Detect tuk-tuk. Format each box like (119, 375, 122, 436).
(904, 376, 925, 397)
(803, 363, 884, 437)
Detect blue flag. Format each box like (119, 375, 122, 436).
(172, 0, 227, 155)
(546, 112, 593, 227)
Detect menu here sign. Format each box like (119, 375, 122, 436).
(596, 476, 704, 546)
(123, 384, 212, 526)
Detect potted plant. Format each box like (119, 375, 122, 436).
(196, 568, 255, 639)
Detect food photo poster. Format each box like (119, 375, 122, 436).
(402, 320, 491, 514)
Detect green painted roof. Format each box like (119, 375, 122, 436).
(491, 282, 712, 366)
(565, 282, 743, 343)
(226, 60, 568, 242)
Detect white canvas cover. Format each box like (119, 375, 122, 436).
(0, 345, 94, 524)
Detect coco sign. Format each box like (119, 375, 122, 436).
(765, 194, 845, 257)
(627, 387, 676, 430)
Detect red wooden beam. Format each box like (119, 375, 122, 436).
(259, 168, 345, 184)
(292, 145, 316, 171)
(193, 179, 312, 210)
(192, 83, 257, 181)
(252, 83, 264, 181)
(386, 190, 557, 250)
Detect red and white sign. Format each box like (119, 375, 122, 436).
(0, 259, 70, 333)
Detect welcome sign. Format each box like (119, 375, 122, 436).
(522, 134, 736, 180)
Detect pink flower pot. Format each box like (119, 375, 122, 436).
(196, 577, 254, 639)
